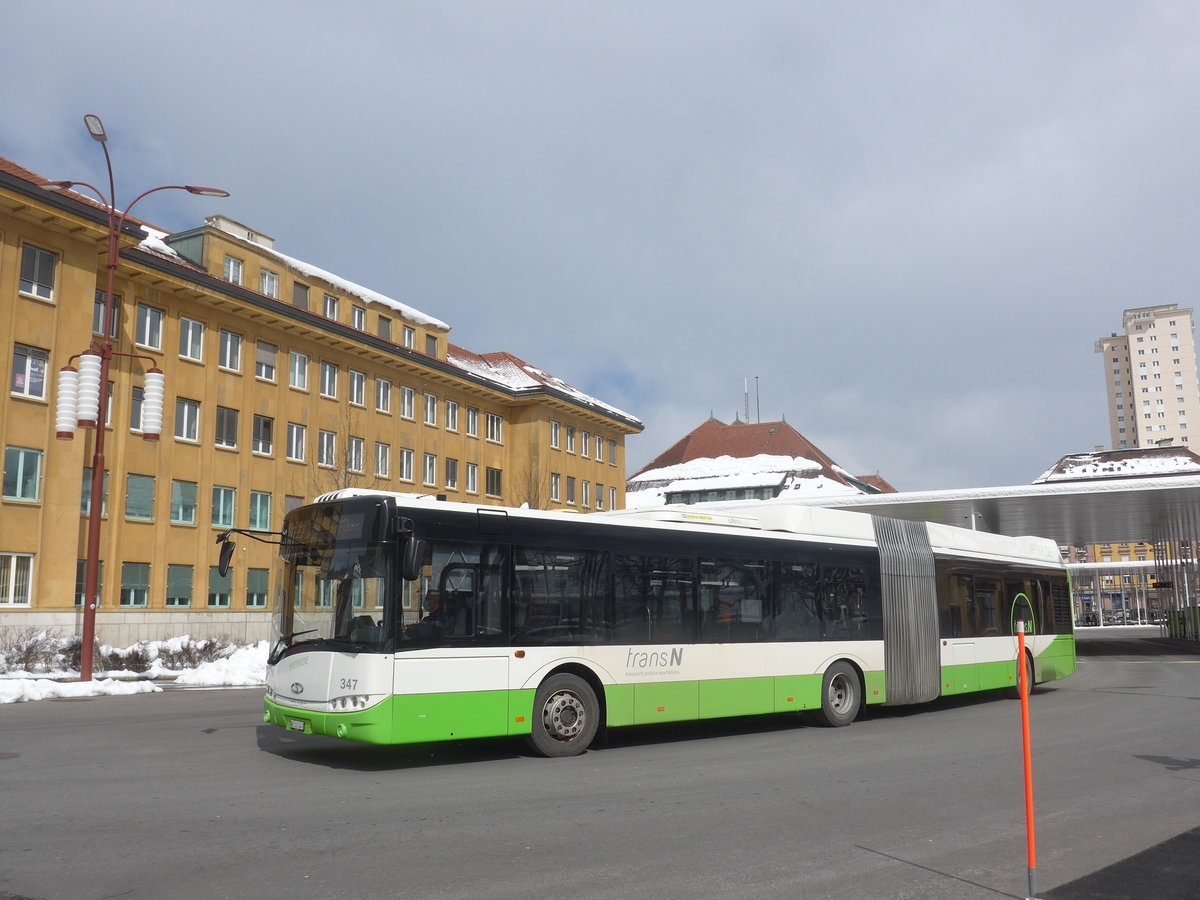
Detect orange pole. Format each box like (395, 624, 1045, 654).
(1018, 621, 1037, 899)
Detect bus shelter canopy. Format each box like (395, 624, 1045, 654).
(792, 475, 1200, 547)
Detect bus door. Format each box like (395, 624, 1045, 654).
(941, 574, 979, 694)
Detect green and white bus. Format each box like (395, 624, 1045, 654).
(250, 490, 1075, 757)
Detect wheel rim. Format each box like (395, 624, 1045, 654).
(828, 673, 852, 713)
(542, 689, 586, 742)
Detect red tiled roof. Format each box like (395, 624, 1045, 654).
(632, 418, 849, 484)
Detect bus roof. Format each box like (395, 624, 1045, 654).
(307, 489, 1063, 568)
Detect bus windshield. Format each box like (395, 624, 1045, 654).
(272, 501, 396, 662)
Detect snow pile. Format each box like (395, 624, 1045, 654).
(0, 678, 162, 704)
(0, 636, 269, 704)
(173, 641, 269, 687)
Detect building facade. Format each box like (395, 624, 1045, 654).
(1096, 304, 1200, 450)
(0, 158, 641, 645)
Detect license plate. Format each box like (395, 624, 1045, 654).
(289, 719, 306, 733)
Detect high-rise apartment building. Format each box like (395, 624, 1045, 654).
(1, 155, 641, 644)
(1096, 304, 1200, 450)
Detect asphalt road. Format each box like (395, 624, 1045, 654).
(1, 629, 1197, 900)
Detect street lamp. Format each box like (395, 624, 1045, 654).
(43, 114, 228, 681)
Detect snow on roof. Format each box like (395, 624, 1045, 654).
(630, 453, 822, 485)
(447, 346, 641, 425)
(1033, 450, 1200, 483)
(220, 228, 449, 330)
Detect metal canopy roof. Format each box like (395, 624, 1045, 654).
(796, 476, 1200, 546)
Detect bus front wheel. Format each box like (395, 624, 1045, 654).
(527, 673, 599, 758)
(813, 661, 861, 727)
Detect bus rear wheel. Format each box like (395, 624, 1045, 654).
(1008, 653, 1035, 700)
(526, 673, 599, 758)
(812, 661, 861, 727)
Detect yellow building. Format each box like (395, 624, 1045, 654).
(0, 157, 641, 645)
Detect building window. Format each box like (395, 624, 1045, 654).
(246, 568, 269, 608)
(566, 476, 576, 505)
(120, 562, 150, 607)
(208, 566, 232, 608)
(352, 306, 366, 330)
(581, 431, 590, 458)
(3, 447, 42, 502)
(92, 291, 120, 337)
(324, 294, 339, 320)
(223, 254, 244, 285)
(399, 448, 414, 481)
(402, 326, 415, 349)
(550, 472, 561, 501)
(212, 486, 235, 528)
(0, 553, 33, 605)
(378, 316, 392, 340)
(74, 559, 103, 608)
(166, 564, 193, 608)
(255, 342, 277, 380)
(125, 474, 155, 520)
(550, 421, 560, 448)
(401, 386, 415, 419)
(249, 491, 272, 531)
(252, 415, 274, 455)
(286, 423, 306, 462)
(582, 480, 591, 508)
(80, 468, 109, 516)
(424, 453, 437, 486)
(375, 442, 390, 478)
(215, 406, 239, 449)
(426, 335, 438, 357)
(466, 407, 479, 437)
(259, 269, 279, 299)
(347, 437, 364, 474)
(424, 394, 438, 426)
(175, 398, 200, 442)
(10, 344, 48, 399)
(293, 283, 309, 309)
(609, 486, 617, 509)
(466, 462, 478, 494)
(376, 378, 392, 413)
(130, 386, 144, 432)
(19, 244, 57, 300)
(135, 304, 164, 350)
(318, 431, 336, 467)
(349, 370, 366, 406)
(179, 317, 205, 361)
(566, 426, 576, 453)
(445, 400, 459, 431)
(487, 413, 503, 443)
(219, 330, 242, 371)
(485, 467, 502, 498)
(445, 458, 458, 490)
(170, 480, 197, 525)
(320, 361, 338, 398)
(596, 484, 604, 510)
(289, 351, 308, 390)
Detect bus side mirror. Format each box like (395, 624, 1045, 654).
(402, 538, 427, 582)
(216, 532, 236, 577)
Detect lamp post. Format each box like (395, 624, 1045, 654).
(43, 114, 228, 681)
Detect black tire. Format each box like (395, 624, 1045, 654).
(812, 661, 861, 727)
(1008, 653, 1035, 700)
(526, 673, 600, 757)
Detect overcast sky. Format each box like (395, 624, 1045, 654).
(5, 1, 1199, 490)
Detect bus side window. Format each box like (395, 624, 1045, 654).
(773, 563, 820, 641)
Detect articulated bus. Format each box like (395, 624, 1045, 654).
(246, 490, 1075, 757)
